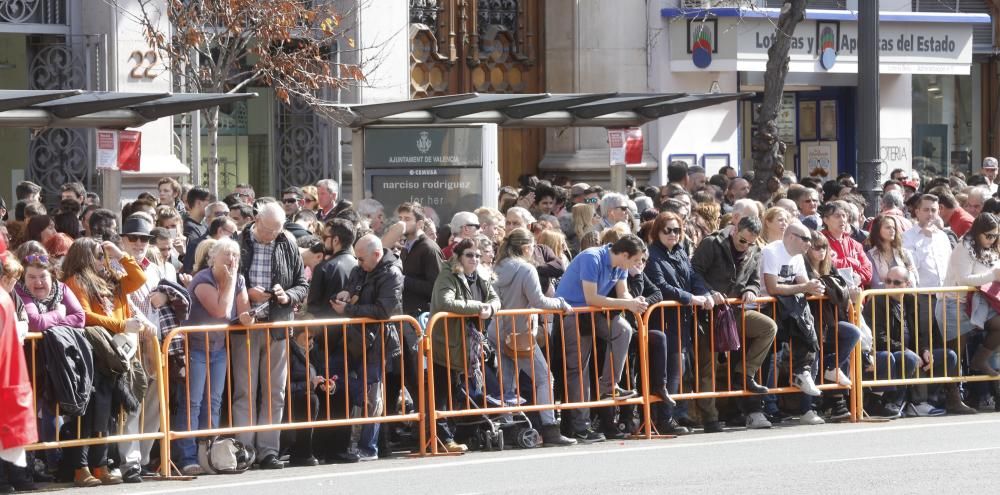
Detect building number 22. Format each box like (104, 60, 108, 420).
(128, 50, 159, 79)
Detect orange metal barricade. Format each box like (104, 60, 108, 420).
(852, 286, 983, 419)
(424, 306, 648, 453)
(642, 295, 858, 431)
(160, 315, 423, 474)
(21, 330, 171, 476)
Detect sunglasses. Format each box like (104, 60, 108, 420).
(462, 252, 482, 259)
(305, 197, 316, 202)
(617, 206, 630, 211)
(282, 198, 300, 204)
(464, 224, 481, 229)
(663, 227, 682, 236)
(810, 245, 827, 251)
(23, 253, 49, 265)
(585, 198, 598, 204)
(125, 234, 150, 243)
(792, 234, 812, 243)
(736, 236, 753, 246)
(885, 278, 906, 287)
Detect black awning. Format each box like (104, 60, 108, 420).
(329, 92, 754, 128)
(0, 89, 81, 112)
(0, 90, 258, 128)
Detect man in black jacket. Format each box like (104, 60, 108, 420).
(690, 215, 777, 433)
(307, 219, 357, 318)
(382, 202, 443, 317)
(232, 202, 309, 469)
(331, 234, 403, 460)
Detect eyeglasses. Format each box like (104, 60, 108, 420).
(885, 278, 907, 287)
(23, 254, 49, 265)
(282, 198, 300, 204)
(985, 233, 999, 241)
(663, 227, 682, 236)
(212, 211, 229, 218)
(617, 206, 630, 212)
(464, 224, 481, 229)
(462, 252, 482, 259)
(125, 234, 150, 243)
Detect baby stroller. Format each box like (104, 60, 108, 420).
(446, 338, 541, 451)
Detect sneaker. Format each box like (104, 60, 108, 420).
(793, 371, 822, 396)
(903, 401, 946, 418)
(827, 401, 853, 422)
(356, 451, 378, 462)
(602, 427, 627, 440)
(865, 400, 901, 419)
(745, 411, 772, 429)
(442, 439, 468, 453)
(799, 410, 826, 425)
(656, 418, 691, 435)
(572, 428, 606, 444)
(600, 386, 638, 401)
(181, 464, 205, 476)
(823, 368, 852, 387)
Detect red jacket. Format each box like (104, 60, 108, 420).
(823, 230, 873, 287)
(949, 207, 974, 239)
(0, 288, 37, 449)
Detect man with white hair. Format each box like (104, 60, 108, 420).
(443, 211, 480, 259)
(357, 198, 386, 235)
(599, 192, 632, 230)
(965, 186, 991, 218)
(331, 233, 404, 461)
(983, 157, 998, 194)
(233, 201, 309, 469)
(863, 189, 912, 233)
(316, 179, 340, 223)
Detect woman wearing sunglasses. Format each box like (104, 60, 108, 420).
(61, 237, 147, 486)
(945, 213, 1000, 376)
(429, 238, 501, 453)
(644, 212, 714, 434)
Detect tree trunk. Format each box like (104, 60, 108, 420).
(750, 0, 808, 202)
(206, 105, 220, 197)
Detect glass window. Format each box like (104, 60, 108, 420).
(912, 74, 973, 178)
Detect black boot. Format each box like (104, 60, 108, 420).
(540, 425, 577, 446)
(944, 383, 977, 415)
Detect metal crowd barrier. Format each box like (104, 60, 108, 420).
(160, 315, 424, 474)
(424, 307, 648, 453)
(21, 330, 171, 477)
(642, 295, 858, 430)
(852, 286, 984, 419)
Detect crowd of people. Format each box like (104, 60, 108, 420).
(3, 157, 1000, 490)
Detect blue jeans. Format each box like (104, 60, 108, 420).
(172, 348, 228, 467)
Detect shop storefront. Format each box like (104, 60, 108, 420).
(656, 7, 990, 181)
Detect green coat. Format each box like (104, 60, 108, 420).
(429, 262, 501, 371)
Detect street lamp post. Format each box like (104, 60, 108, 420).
(857, 0, 881, 216)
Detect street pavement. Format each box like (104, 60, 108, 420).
(49, 414, 1000, 495)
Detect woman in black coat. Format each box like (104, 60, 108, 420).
(643, 212, 714, 434)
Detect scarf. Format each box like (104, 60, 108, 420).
(18, 281, 63, 313)
(965, 238, 1000, 267)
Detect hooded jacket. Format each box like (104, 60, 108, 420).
(40, 325, 94, 417)
(429, 261, 501, 370)
(339, 249, 404, 376)
(489, 257, 570, 346)
(691, 229, 762, 298)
